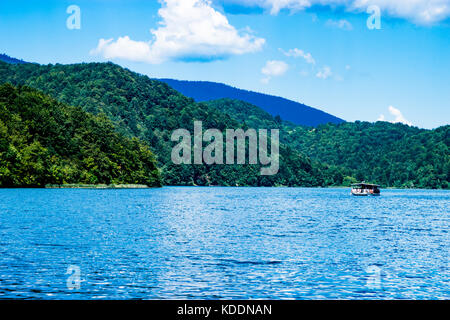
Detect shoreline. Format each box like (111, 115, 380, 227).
(0, 185, 446, 191)
(44, 184, 153, 189)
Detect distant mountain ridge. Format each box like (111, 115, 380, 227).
(159, 79, 345, 127)
(0, 54, 28, 64)
(0, 53, 343, 126)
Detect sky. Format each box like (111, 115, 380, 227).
(1, 0, 449, 129)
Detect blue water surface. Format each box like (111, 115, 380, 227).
(0, 187, 448, 299)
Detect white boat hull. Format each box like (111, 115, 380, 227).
(351, 190, 381, 196)
(351, 192, 368, 196)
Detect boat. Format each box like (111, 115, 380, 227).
(351, 182, 381, 196)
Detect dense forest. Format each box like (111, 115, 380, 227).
(0, 83, 161, 187)
(0, 61, 346, 187)
(0, 60, 447, 189)
(208, 99, 449, 189)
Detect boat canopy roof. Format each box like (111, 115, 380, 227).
(351, 183, 380, 188)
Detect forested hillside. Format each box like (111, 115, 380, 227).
(0, 61, 345, 187)
(207, 99, 449, 189)
(0, 84, 161, 187)
(290, 122, 449, 189)
(1, 60, 447, 189)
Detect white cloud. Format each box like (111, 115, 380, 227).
(280, 48, 316, 65)
(378, 106, 412, 126)
(261, 60, 288, 83)
(316, 66, 332, 79)
(262, 60, 289, 76)
(91, 0, 265, 64)
(221, 0, 450, 25)
(281, 47, 347, 81)
(326, 18, 353, 30)
(279, 48, 347, 81)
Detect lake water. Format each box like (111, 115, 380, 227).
(0, 187, 448, 300)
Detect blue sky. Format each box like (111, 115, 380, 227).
(1, 0, 449, 128)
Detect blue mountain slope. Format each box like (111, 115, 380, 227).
(0, 54, 28, 64)
(159, 79, 344, 126)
